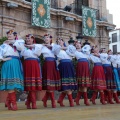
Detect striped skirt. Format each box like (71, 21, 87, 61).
(58, 59, 77, 91)
(91, 63, 106, 90)
(23, 58, 42, 91)
(42, 57, 61, 90)
(113, 67, 120, 91)
(0, 57, 24, 91)
(103, 64, 116, 90)
(76, 58, 91, 88)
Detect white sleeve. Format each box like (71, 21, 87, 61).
(109, 55, 117, 62)
(13, 39, 25, 51)
(33, 44, 43, 56)
(20, 48, 31, 57)
(0, 44, 8, 61)
(89, 54, 95, 62)
(74, 51, 78, 58)
(82, 45, 91, 53)
(100, 54, 107, 62)
(52, 44, 61, 55)
(117, 56, 120, 65)
(82, 45, 91, 55)
(66, 45, 76, 57)
(86, 54, 91, 60)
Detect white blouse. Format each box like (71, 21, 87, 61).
(75, 51, 88, 60)
(57, 50, 72, 60)
(0, 43, 20, 61)
(52, 44, 61, 55)
(81, 45, 91, 55)
(100, 53, 111, 65)
(21, 44, 43, 59)
(14, 41, 43, 59)
(66, 45, 76, 57)
(89, 54, 101, 63)
(117, 54, 120, 68)
(41, 46, 55, 58)
(109, 55, 117, 68)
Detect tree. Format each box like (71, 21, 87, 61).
(0, 37, 7, 45)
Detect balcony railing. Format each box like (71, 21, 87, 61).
(25, 0, 31, 2)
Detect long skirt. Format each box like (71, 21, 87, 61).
(0, 57, 24, 91)
(42, 57, 61, 90)
(113, 67, 120, 91)
(103, 64, 116, 90)
(76, 59, 91, 88)
(91, 63, 106, 90)
(23, 58, 42, 91)
(58, 59, 77, 91)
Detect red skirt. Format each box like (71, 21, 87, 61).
(23, 59, 42, 91)
(91, 65, 106, 90)
(76, 61, 91, 88)
(103, 65, 116, 89)
(42, 60, 61, 90)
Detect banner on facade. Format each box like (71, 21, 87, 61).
(32, 0, 51, 28)
(82, 6, 96, 37)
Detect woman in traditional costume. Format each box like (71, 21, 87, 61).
(74, 41, 91, 106)
(99, 48, 116, 104)
(107, 50, 120, 103)
(56, 38, 77, 107)
(0, 30, 24, 111)
(41, 34, 61, 108)
(89, 46, 106, 105)
(14, 34, 43, 109)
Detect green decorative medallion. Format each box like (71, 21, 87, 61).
(82, 6, 97, 37)
(32, 0, 51, 28)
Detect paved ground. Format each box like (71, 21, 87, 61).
(0, 99, 120, 120)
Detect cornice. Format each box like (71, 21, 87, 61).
(1, 0, 116, 28)
(1, 0, 31, 8)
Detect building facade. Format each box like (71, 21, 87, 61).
(109, 29, 120, 54)
(0, 0, 116, 102)
(0, 0, 115, 49)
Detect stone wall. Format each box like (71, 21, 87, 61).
(0, 0, 115, 48)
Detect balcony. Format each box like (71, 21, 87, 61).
(51, 0, 100, 20)
(25, 0, 100, 20)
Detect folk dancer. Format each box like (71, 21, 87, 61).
(74, 41, 91, 106)
(0, 30, 24, 111)
(41, 34, 61, 108)
(107, 50, 120, 103)
(56, 38, 77, 107)
(89, 46, 106, 105)
(14, 34, 43, 109)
